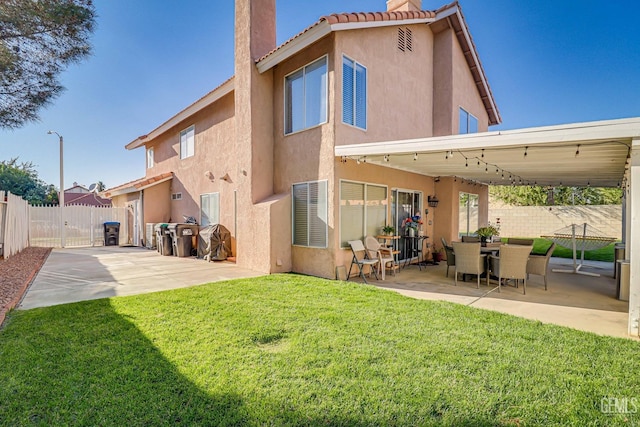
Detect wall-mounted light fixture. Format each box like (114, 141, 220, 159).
(428, 195, 439, 208)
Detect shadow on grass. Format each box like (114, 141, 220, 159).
(0, 299, 378, 426)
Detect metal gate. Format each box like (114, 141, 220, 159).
(30, 205, 129, 248)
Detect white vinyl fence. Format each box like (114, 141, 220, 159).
(30, 205, 129, 248)
(0, 191, 30, 258)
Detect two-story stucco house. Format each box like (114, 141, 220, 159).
(106, 0, 500, 278)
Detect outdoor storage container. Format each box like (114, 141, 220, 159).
(103, 222, 120, 246)
(167, 223, 199, 257)
(614, 243, 625, 279)
(155, 223, 172, 256)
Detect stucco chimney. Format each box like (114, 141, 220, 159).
(387, 0, 422, 12)
(234, 0, 277, 272)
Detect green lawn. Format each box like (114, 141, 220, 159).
(508, 238, 616, 262)
(1, 275, 638, 426)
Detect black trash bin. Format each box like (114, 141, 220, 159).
(104, 222, 120, 246)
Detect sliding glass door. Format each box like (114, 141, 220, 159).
(392, 189, 422, 261)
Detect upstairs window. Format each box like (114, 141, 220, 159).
(459, 108, 478, 134)
(180, 125, 195, 159)
(342, 56, 367, 130)
(285, 56, 328, 135)
(146, 147, 154, 169)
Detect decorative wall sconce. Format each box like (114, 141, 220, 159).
(205, 171, 214, 181)
(428, 195, 439, 208)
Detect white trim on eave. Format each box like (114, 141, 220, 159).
(334, 117, 640, 157)
(125, 78, 235, 150)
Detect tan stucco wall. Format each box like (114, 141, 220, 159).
(432, 176, 488, 248)
(143, 180, 171, 224)
(334, 25, 435, 145)
(432, 27, 454, 136)
(451, 30, 489, 132)
(432, 26, 490, 135)
(235, 0, 282, 273)
(144, 92, 237, 228)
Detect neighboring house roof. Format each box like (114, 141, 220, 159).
(65, 183, 90, 194)
(64, 192, 112, 207)
(104, 172, 174, 197)
(125, 1, 499, 151)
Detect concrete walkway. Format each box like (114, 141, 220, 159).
(19, 246, 262, 309)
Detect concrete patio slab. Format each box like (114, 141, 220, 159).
(358, 258, 637, 340)
(19, 246, 263, 309)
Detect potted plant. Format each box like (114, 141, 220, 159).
(382, 225, 396, 236)
(432, 246, 444, 263)
(475, 222, 500, 246)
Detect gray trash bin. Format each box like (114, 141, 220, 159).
(168, 223, 198, 257)
(617, 260, 630, 301)
(613, 243, 625, 279)
(175, 236, 192, 257)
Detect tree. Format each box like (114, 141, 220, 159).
(490, 185, 622, 206)
(0, 0, 96, 129)
(0, 158, 55, 204)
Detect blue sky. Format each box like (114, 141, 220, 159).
(1, 0, 639, 190)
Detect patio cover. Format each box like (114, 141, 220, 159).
(335, 116, 640, 337)
(335, 117, 639, 188)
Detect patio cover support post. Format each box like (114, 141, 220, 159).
(628, 139, 640, 337)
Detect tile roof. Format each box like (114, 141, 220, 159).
(104, 172, 173, 197)
(256, 10, 437, 63)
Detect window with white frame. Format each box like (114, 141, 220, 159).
(340, 181, 387, 247)
(146, 147, 154, 169)
(285, 56, 328, 135)
(459, 108, 478, 134)
(200, 192, 220, 226)
(292, 180, 327, 247)
(342, 56, 367, 129)
(180, 125, 195, 159)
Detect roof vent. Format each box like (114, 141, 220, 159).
(397, 27, 413, 52)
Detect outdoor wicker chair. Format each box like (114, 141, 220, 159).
(526, 243, 556, 290)
(487, 244, 533, 293)
(451, 242, 485, 288)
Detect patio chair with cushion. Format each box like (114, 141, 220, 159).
(347, 240, 380, 284)
(451, 242, 485, 288)
(364, 236, 397, 280)
(506, 237, 534, 246)
(526, 242, 556, 290)
(487, 244, 533, 293)
(461, 235, 480, 243)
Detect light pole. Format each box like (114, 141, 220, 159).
(47, 130, 65, 248)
